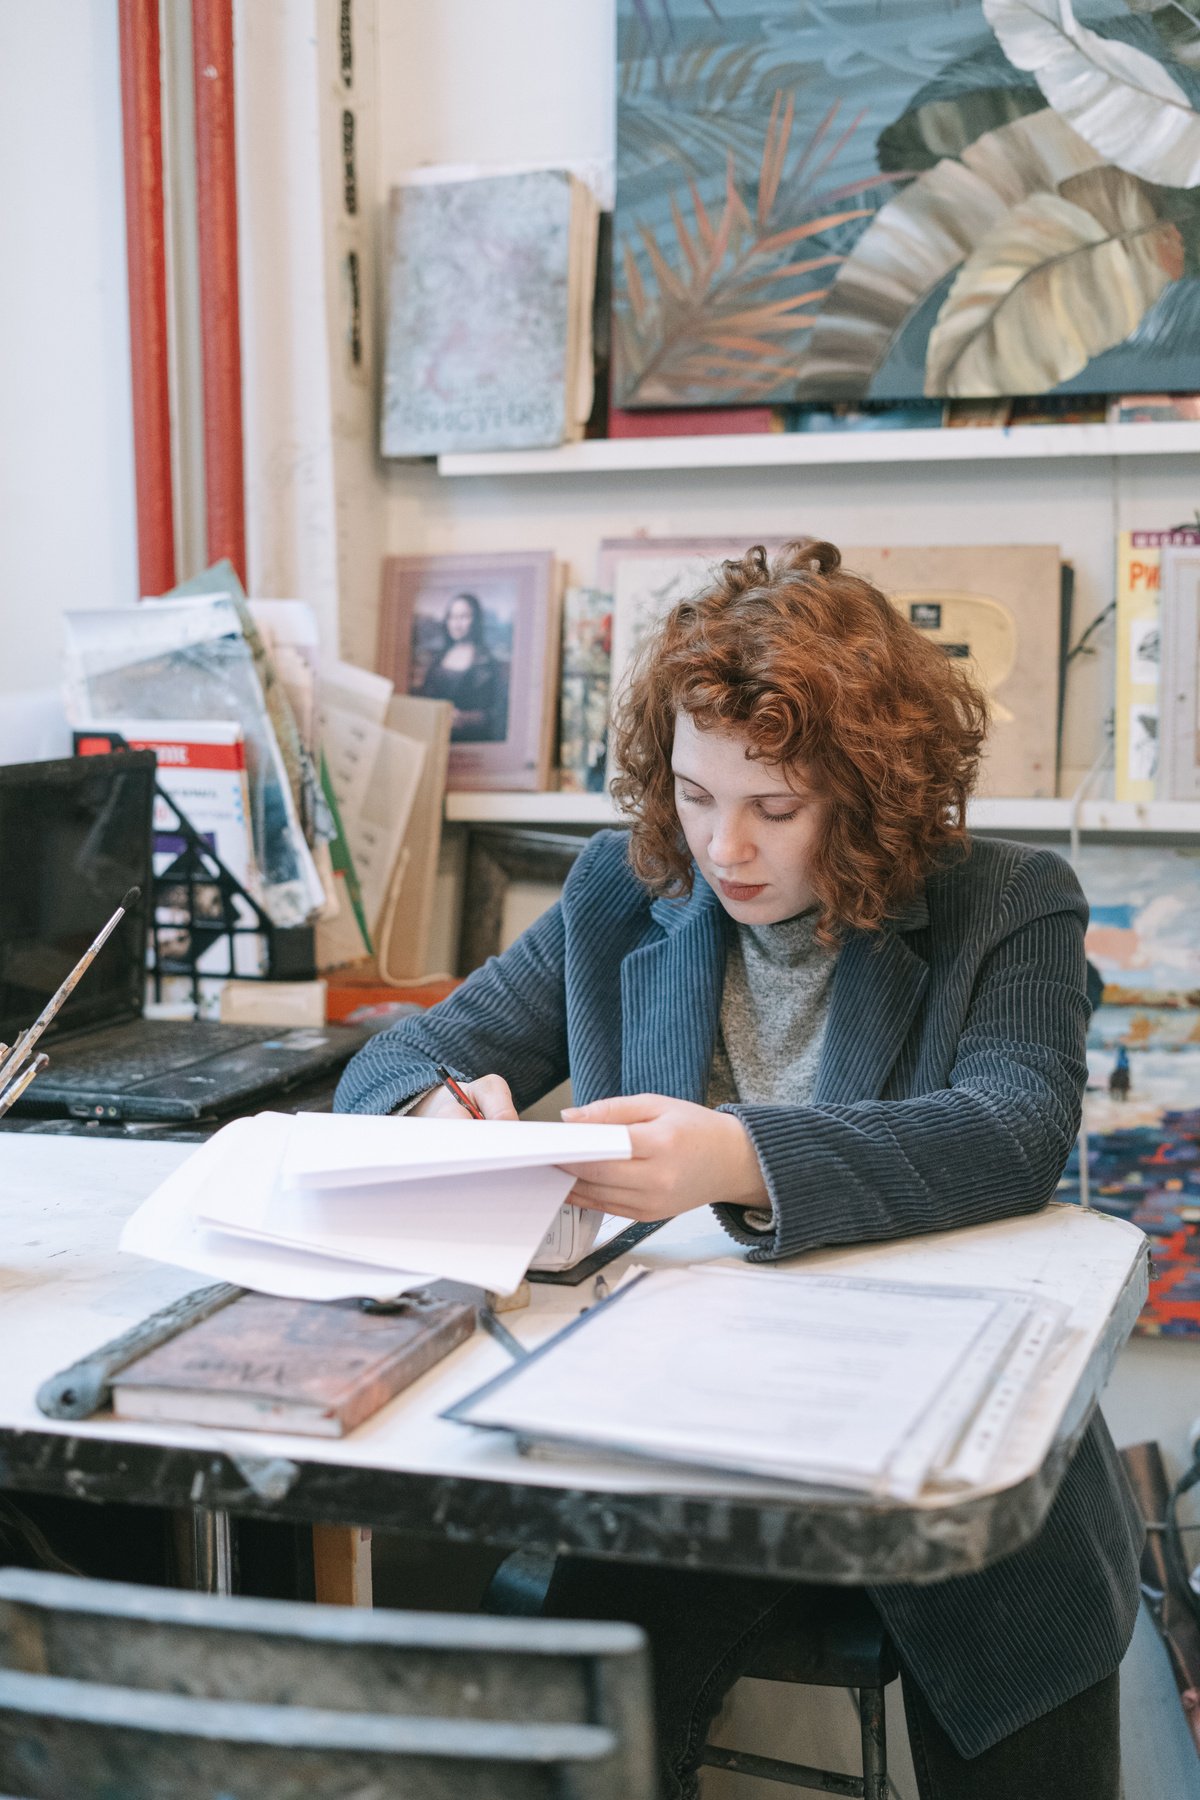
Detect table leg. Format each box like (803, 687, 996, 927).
(312, 1524, 373, 1606)
(173, 1506, 235, 1594)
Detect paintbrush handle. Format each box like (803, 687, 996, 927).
(0, 1054, 48, 1120)
(0, 891, 138, 1088)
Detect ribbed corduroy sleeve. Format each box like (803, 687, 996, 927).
(713, 858, 1089, 1260)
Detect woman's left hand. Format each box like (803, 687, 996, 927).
(560, 1094, 769, 1221)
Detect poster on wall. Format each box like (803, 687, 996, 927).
(613, 1, 1200, 407)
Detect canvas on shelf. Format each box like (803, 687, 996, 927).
(557, 587, 613, 794)
(377, 552, 561, 793)
(381, 170, 598, 456)
(1159, 547, 1200, 803)
(600, 536, 1064, 798)
(1115, 529, 1200, 803)
(614, 1, 1200, 408)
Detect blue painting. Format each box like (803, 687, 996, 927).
(614, 1, 1200, 406)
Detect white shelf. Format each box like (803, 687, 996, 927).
(445, 793, 1200, 834)
(445, 791, 617, 825)
(437, 419, 1200, 478)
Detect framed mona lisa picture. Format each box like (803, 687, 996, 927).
(378, 551, 562, 791)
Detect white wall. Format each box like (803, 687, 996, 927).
(0, 1, 137, 699)
(377, 0, 614, 187)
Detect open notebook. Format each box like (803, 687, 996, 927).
(120, 1111, 632, 1300)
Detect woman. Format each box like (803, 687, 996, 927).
(337, 541, 1141, 1800)
(418, 590, 509, 742)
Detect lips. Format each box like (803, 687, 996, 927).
(719, 880, 767, 901)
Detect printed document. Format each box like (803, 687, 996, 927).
(449, 1264, 1064, 1497)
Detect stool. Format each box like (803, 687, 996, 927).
(485, 1556, 898, 1800)
(698, 1585, 899, 1799)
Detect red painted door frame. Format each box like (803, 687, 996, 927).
(192, 0, 247, 587)
(117, 0, 176, 597)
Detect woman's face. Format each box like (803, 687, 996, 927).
(446, 598, 476, 642)
(671, 713, 823, 925)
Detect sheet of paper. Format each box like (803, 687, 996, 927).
(119, 1119, 429, 1302)
(347, 727, 426, 933)
(281, 1112, 632, 1189)
(321, 660, 393, 725)
(320, 703, 387, 826)
(200, 1159, 578, 1295)
(451, 1265, 1035, 1496)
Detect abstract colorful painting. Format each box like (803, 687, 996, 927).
(1059, 1076, 1200, 1336)
(614, 1, 1200, 405)
(1077, 843, 1200, 1003)
(1062, 843, 1200, 1334)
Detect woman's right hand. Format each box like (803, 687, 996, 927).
(409, 1073, 518, 1120)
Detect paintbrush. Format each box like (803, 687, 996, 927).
(0, 1054, 49, 1120)
(0, 888, 141, 1093)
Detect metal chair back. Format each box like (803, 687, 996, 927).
(0, 1567, 656, 1799)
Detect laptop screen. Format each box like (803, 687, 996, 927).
(0, 753, 154, 1048)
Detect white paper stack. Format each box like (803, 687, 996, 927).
(449, 1264, 1068, 1501)
(120, 1111, 632, 1302)
(315, 663, 431, 969)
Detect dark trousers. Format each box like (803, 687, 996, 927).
(543, 1559, 1121, 1800)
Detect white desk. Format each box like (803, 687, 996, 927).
(0, 1133, 1148, 1585)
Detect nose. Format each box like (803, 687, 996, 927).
(707, 811, 755, 872)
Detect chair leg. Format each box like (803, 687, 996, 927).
(858, 1684, 888, 1800)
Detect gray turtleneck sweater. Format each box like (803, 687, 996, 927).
(707, 909, 839, 1226)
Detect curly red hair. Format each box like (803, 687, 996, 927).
(610, 539, 989, 941)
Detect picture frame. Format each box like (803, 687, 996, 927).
(378, 552, 561, 792)
(456, 825, 598, 975)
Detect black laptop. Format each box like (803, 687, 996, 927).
(0, 754, 371, 1122)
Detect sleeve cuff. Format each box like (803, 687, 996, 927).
(391, 1085, 439, 1117)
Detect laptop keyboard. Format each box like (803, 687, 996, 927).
(36, 1020, 270, 1090)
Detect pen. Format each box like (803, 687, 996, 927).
(434, 1063, 485, 1120)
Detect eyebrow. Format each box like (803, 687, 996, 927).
(671, 768, 803, 801)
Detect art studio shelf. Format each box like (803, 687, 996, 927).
(444, 793, 1200, 835)
(437, 419, 1200, 478)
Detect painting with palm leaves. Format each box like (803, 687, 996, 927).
(613, 0, 1200, 405)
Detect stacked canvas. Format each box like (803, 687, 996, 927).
(381, 169, 600, 455)
(1158, 545, 1200, 804)
(597, 537, 1067, 799)
(1115, 530, 1200, 802)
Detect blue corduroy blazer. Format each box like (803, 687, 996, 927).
(335, 829, 1143, 1756)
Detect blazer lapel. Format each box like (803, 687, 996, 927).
(620, 877, 727, 1101)
(812, 899, 930, 1106)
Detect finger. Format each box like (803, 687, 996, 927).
(469, 1074, 519, 1122)
(559, 1148, 661, 1189)
(562, 1094, 670, 1126)
(569, 1182, 658, 1219)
